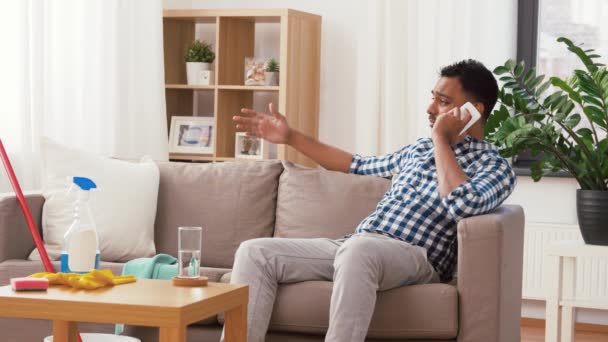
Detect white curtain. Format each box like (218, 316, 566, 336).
(355, 0, 518, 155)
(0, 0, 168, 192)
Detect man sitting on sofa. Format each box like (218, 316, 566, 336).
(227, 59, 517, 342)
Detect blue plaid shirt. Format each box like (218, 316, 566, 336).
(349, 136, 516, 282)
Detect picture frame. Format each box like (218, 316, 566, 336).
(244, 57, 266, 86)
(169, 116, 214, 154)
(235, 132, 269, 160)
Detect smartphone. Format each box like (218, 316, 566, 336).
(458, 102, 482, 136)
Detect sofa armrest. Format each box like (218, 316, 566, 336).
(456, 204, 524, 342)
(0, 193, 45, 263)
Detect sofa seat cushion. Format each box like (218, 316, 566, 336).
(275, 161, 391, 239)
(268, 281, 458, 339)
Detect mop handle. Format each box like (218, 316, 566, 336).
(0, 139, 54, 272)
(0, 140, 85, 342)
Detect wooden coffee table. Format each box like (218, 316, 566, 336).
(0, 279, 248, 342)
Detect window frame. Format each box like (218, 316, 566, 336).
(513, 0, 571, 178)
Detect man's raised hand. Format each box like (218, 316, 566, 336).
(431, 107, 472, 145)
(233, 103, 291, 144)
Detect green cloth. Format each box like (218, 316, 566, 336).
(115, 254, 178, 335)
(121, 253, 178, 279)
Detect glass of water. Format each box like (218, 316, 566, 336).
(178, 226, 202, 278)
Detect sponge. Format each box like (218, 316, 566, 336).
(11, 277, 49, 291)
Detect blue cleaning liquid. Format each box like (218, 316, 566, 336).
(60, 251, 100, 273)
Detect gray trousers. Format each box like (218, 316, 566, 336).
(222, 232, 438, 342)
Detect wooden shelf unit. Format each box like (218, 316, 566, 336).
(163, 9, 321, 166)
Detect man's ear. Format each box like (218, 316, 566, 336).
(474, 102, 485, 117)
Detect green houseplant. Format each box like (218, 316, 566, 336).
(264, 58, 280, 86)
(486, 37, 608, 245)
(185, 40, 215, 85)
(185, 40, 215, 64)
(265, 58, 280, 72)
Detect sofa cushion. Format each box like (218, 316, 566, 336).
(269, 281, 458, 339)
(275, 162, 391, 239)
(30, 138, 159, 263)
(217, 274, 458, 339)
(154, 160, 283, 268)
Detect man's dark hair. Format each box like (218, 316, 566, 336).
(440, 59, 498, 119)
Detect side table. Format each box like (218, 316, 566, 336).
(545, 240, 608, 342)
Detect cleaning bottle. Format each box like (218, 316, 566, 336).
(60, 176, 100, 273)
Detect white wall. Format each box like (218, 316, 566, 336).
(163, 0, 606, 325)
(506, 177, 579, 224)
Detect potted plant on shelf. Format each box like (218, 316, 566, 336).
(185, 40, 215, 85)
(264, 58, 280, 86)
(486, 37, 608, 245)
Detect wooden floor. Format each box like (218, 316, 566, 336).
(521, 325, 608, 341)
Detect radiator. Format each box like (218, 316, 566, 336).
(523, 223, 608, 301)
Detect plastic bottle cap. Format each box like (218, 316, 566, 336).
(73, 177, 97, 191)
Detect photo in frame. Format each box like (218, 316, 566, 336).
(244, 57, 266, 86)
(235, 132, 269, 160)
(169, 116, 214, 154)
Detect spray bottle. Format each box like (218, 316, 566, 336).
(60, 176, 100, 273)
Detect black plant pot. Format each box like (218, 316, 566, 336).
(577, 189, 608, 245)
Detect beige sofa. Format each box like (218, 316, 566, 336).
(0, 160, 525, 342)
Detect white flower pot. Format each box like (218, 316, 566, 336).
(264, 72, 279, 86)
(186, 62, 213, 85)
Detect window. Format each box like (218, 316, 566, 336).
(514, 0, 608, 176)
(538, 0, 608, 80)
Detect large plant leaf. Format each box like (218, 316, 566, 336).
(575, 70, 603, 98)
(485, 104, 510, 138)
(599, 140, 608, 178)
(503, 93, 514, 107)
(561, 101, 576, 116)
(530, 160, 545, 181)
(524, 68, 536, 85)
(544, 91, 563, 107)
(494, 66, 509, 75)
(551, 77, 582, 103)
(577, 127, 593, 140)
(536, 81, 552, 97)
(558, 37, 598, 73)
(564, 113, 581, 128)
(514, 61, 525, 78)
(583, 106, 608, 128)
(582, 95, 603, 107)
(552, 95, 569, 120)
(529, 75, 545, 89)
